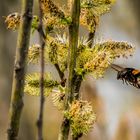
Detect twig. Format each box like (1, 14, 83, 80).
(36, 0, 45, 140)
(87, 18, 98, 48)
(54, 64, 64, 81)
(37, 25, 65, 83)
(87, 31, 96, 48)
(72, 136, 79, 140)
(58, 0, 81, 140)
(7, 0, 33, 140)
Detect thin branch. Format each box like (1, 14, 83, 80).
(36, 0, 45, 140)
(37, 25, 46, 42)
(7, 0, 33, 140)
(37, 25, 65, 83)
(58, 0, 81, 140)
(54, 64, 64, 80)
(87, 18, 98, 48)
(72, 132, 83, 140)
(72, 136, 79, 140)
(87, 31, 96, 48)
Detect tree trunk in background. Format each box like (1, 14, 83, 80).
(0, 1, 18, 139)
(0, 1, 18, 102)
(0, 1, 34, 140)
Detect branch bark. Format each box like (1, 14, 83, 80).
(72, 137, 79, 140)
(54, 63, 64, 81)
(7, 0, 33, 140)
(37, 26, 65, 83)
(87, 31, 96, 48)
(36, 1, 46, 140)
(58, 0, 81, 140)
(87, 16, 98, 48)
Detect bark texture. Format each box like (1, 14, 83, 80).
(7, 0, 33, 139)
(58, 0, 81, 140)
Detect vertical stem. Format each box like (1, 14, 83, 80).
(36, 1, 45, 140)
(67, 0, 81, 105)
(7, 0, 33, 140)
(58, 0, 81, 140)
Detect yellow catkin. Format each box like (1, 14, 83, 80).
(5, 13, 20, 30)
(24, 73, 59, 96)
(40, 0, 65, 18)
(65, 100, 96, 138)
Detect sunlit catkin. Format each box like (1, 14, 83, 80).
(65, 100, 96, 138)
(5, 13, 20, 30)
(24, 73, 59, 96)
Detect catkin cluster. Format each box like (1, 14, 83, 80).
(41, 0, 71, 31)
(80, 0, 115, 32)
(52, 88, 66, 110)
(65, 100, 96, 138)
(77, 41, 134, 78)
(24, 73, 59, 96)
(5, 13, 20, 30)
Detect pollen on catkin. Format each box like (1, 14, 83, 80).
(46, 35, 68, 72)
(28, 44, 41, 64)
(76, 41, 134, 78)
(41, 0, 71, 31)
(65, 100, 96, 138)
(46, 34, 134, 78)
(28, 44, 48, 64)
(80, 9, 99, 32)
(52, 87, 66, 110)
(81, 0, 115, 14)
(80, 0, 115, 32)
(5, 13, 40, 32)
(24, 73, 59, 96)
(4, 13, 20, 30)
(40, 0, 65, 19)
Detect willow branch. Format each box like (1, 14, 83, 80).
(37, 27, 64, 82)
(87, 24, 97, 48)
(66, 2, 81, 105)
(87, 18, 98, 48)
(58, 0, 81, 140)
(87, 31, 96, 48)
(7, 0, 33, 140)
(72, 137, 79, 140)
(36, 1, 46, 140)
(54, 64, 64, 80)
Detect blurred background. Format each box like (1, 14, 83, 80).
(0, 0, 140, 139)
